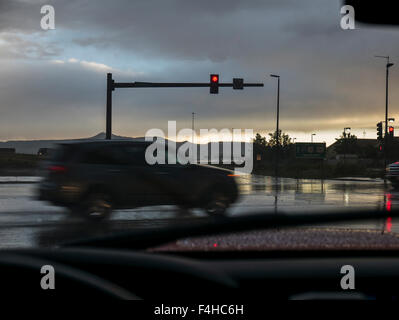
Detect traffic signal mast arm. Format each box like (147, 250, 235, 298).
(112, 82, 264, 89)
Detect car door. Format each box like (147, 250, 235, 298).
(125, 144, 188, 205)
(147, 146, 198, 205)
(122, 144, 163, 206)
(78, 145, 130, 207)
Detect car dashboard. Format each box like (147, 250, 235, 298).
(1, 247, 399, 300)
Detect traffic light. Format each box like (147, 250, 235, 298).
(210, 74, 219, 94)
(377, 122, 383, 141)
(389, 126, 394, 139)
(233, 78, 244, 90)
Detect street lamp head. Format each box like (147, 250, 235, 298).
(270, 74, 280, 78)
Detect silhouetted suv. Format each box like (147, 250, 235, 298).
(37, 140, 239, 220)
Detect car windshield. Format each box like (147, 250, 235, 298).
(0, 0, 399, 252)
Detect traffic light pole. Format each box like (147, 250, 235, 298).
(106, 73, 113, 140)
(105, 73, 264, 140)
(375, 55, 394, 174)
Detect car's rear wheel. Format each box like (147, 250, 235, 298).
(83, 192, 112, 221)
(204, 191, 230, 216)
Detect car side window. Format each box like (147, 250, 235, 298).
(123, 145, 147, 166)
(80, 146, 127, 165)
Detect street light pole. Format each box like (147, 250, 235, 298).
(375, 55, 394, 169)
(192, 112, 196, 145)
(270, 74, 280, 178)
(344, 127, 351, 163)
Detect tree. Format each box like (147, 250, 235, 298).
(267, 130, 292, 148)
(253, 133, 267, 148)
(334, 133, 358, 155)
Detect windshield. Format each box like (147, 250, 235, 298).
(0, 0, 399, 252)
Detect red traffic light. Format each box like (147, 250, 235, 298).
(210, 74, 219, 94)
(388, 126, 394, 140)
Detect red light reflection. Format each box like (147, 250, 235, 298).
(386, 217, 393, 233)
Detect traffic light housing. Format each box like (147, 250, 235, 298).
(233, 78, 244, 90)
(377, 122, 383, 141)
(210, 74, 219, 94)
(389, 126, 394, 140)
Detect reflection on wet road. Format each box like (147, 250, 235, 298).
(0, 175, 397, 248)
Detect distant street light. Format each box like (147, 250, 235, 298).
(311, 133, 316, 143)
(344, 127, 351, 138)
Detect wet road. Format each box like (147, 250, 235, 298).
(0, 175, 398, 249)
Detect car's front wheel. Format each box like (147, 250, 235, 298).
(83, 192, 112, 221)
(204, 191, 231, 216)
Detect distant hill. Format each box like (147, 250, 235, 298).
(0, 132, 145, 154)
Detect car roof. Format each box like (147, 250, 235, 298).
(55, 140, 155, 152)
(57, 140, 152, 147)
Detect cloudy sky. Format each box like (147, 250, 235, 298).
(0, 0, 399, 145)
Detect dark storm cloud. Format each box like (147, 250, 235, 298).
(0, 0, 46, 33)
(1, 0, 321, 61)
